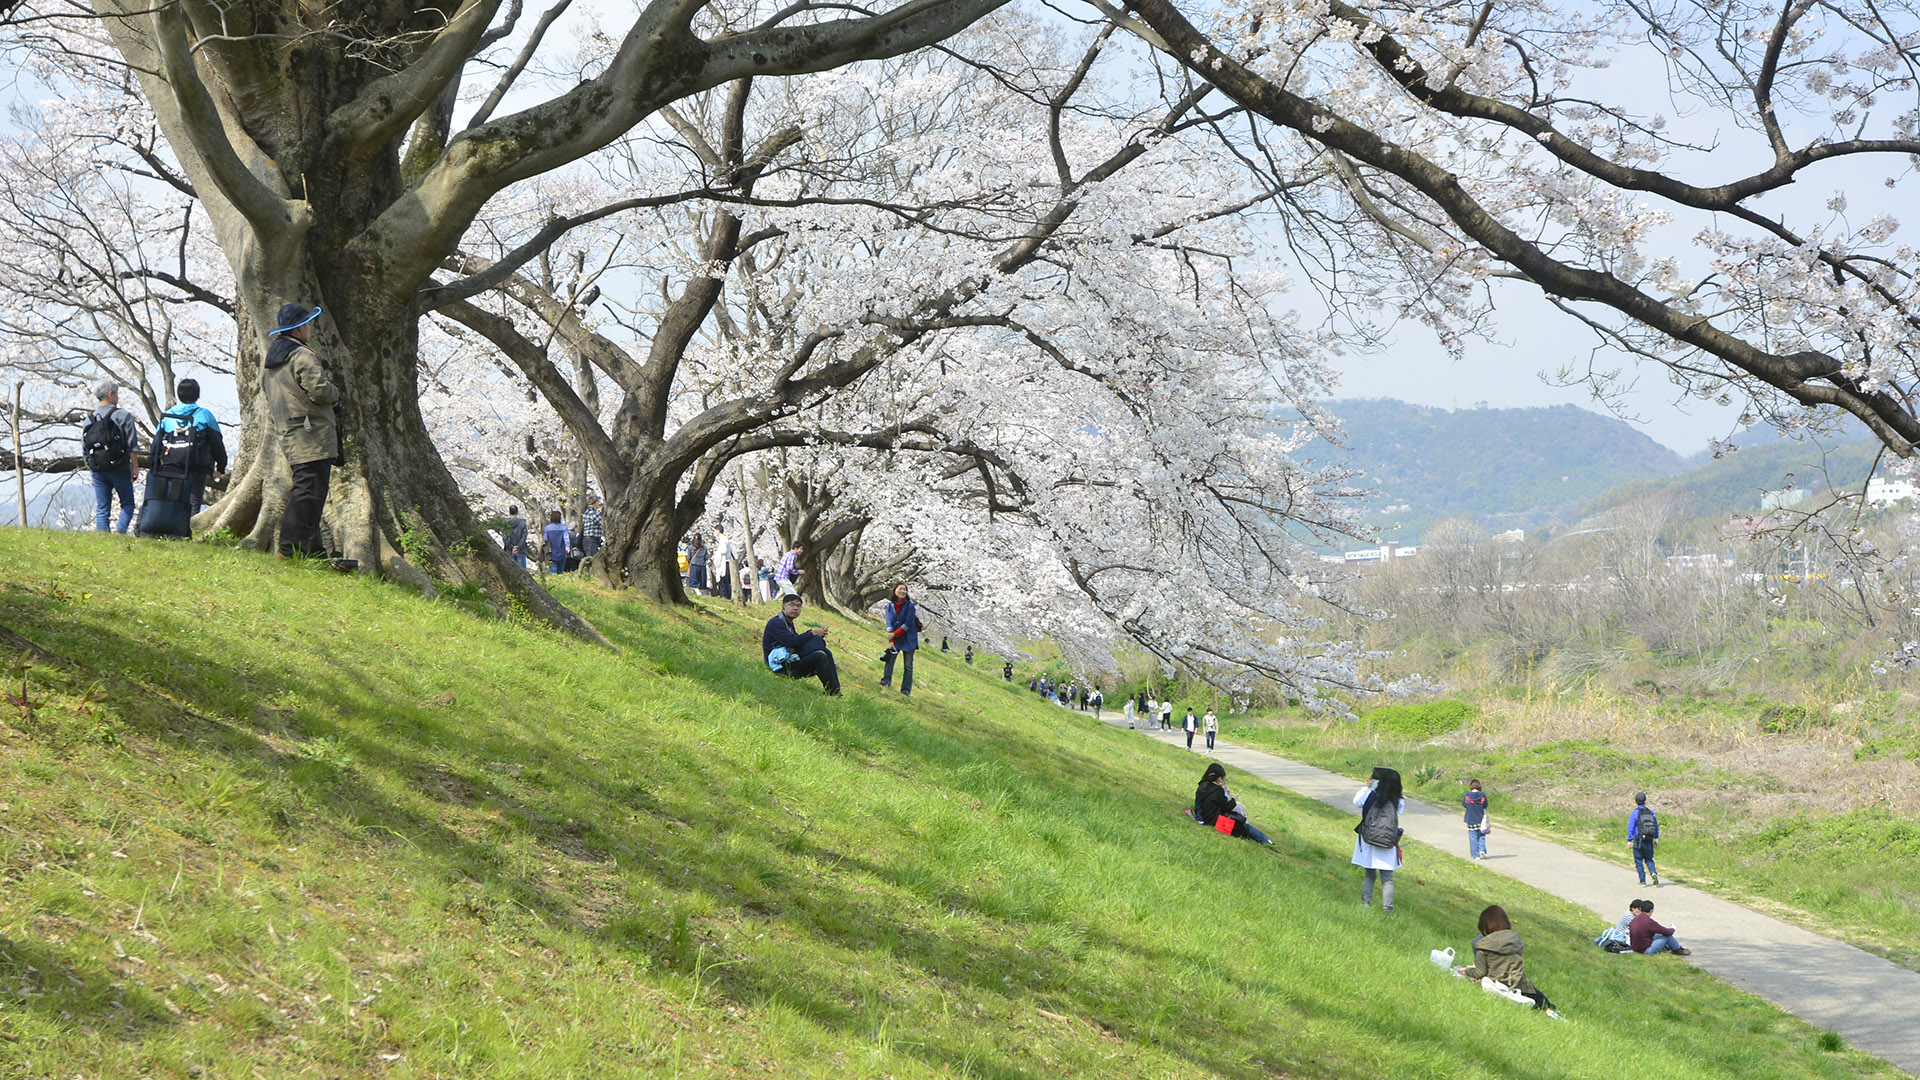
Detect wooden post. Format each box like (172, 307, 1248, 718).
(734, 461, 756, 604)
(11, 382, 25, 528)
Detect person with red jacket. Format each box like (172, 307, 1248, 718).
(1627, 899, 1691, 956)
(879, 582, 921, 697)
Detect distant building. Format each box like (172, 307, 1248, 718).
(1492, 529, 1525, 543)
(1759, 488, 1809, 512)
(1866, 476, 1917, 507)
(1341, 542, 1418, 563)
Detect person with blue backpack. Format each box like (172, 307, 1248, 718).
(1629, 791, 1661, 886)
(152, 379, 228, 515)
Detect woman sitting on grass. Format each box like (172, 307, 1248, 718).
(1194, 763, 1274, 845)
(1459, 904, 1558, 1014)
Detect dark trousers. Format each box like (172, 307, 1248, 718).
(281, 459, 333, 557)
(1186, 728, 1196, 748)
(185, 472, 210, 516)
(784, 648, 841, 695)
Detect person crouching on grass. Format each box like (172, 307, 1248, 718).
(1458, 905, 1559, 1015)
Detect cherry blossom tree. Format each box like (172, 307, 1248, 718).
(0, 72, 234, 476)
(2, 0, 1022, 635)
(1116, 0, 1920, 457)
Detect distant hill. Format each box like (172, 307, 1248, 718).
(1586, 429, 1883, 519)
(1313, 398, 1688, 542)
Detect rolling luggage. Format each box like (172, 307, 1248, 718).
(135, 467, 194, 538)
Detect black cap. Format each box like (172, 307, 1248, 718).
(272, 303, 322, 335)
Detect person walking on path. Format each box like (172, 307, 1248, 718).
(1204, 709, 1217, 751)
(1628, 899, 1691, 955)
(1629, 791, 1661, 886)
(1160, 698, 1174, 732)
(1183, 707, 1199, 750)
(503, 506, 530, 568)
(82, 381, 142, 533)
(1090, 688, 1102, 720)
(1463, 779, 1490, 860)
(1123, 695, 1137, 729)
(262, 304, 340, 558)
(153, 378, 227, 515)
(1352, 766, 1405, 910)
(1194, 762, 1274, 845)
(879, 582, 921, 696)
(1458, 905, 1557, 1013)
(543, 511, 572, 574)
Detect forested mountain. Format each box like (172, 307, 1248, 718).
(1586, 430, 1882, 520)
(1315, 399, 1688, 541)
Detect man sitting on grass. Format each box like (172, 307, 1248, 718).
(762, 587, 841, 696)
(1628, 899, 1691, 956)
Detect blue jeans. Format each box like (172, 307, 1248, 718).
(1468, 827, 1488, 858)
(1241, 821, 1272, 845)
(1634, 841, 1658, 883)
(1644, 933, 1683, 955)
(92, 468, 135, 532)
(550, 556, 566, 575)
(881, 647, 914, 694)
(513, 551, 528, 569)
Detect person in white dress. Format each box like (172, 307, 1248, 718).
(1352, 766, 1406, 911)
(1123, 696, 1137, 729)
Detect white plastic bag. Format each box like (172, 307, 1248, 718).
(1480, 978, 1533, 1006)
(1429, 947, 1456, 969)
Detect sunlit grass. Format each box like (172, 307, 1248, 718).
(0, 530, 1901, 1078)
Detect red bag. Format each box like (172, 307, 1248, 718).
(1214, 815, 1236, 835)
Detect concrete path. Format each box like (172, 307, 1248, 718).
(1117, 721, 1920, 1076)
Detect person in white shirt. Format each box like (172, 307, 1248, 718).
(1204, 709, 1218, 750)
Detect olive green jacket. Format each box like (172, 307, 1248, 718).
(1461, 929, 1539, 996)
(263, 341, 340, 465)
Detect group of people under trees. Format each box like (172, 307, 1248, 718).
(1192, 761, 1693, 1019)
(502, 497, 602, 575)
(1125, 694, 1217, 750)
(1026, 674, 1101, 715)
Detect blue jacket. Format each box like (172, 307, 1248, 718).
(883, 598, 920, 652)
(1628, 806, 1659, 842)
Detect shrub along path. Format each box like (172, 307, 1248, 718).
(1120, 722, 1920, 1076)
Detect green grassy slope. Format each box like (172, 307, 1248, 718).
(0, 532, 1902, 1079)
(1223, 710, 1920, 972)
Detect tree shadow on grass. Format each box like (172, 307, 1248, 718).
(0, 585, 1871, 1079)
(0, 934, 173, 1041)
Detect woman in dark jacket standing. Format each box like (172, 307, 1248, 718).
(1194, 763, 1274, 845)
(879, 582, 920, 696)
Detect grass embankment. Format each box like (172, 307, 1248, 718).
(1225, 702, 1920, 971)
(0, 531, 1904, 1078)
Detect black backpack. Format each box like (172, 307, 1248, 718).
(1356, 797, 1403, 848)
(81, 410, 130, 471)
(154, 409, 203, 473)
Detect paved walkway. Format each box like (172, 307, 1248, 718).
(1117, 721, 1920, 1076)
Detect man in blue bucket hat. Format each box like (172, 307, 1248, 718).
(263, 302, 341, 558)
